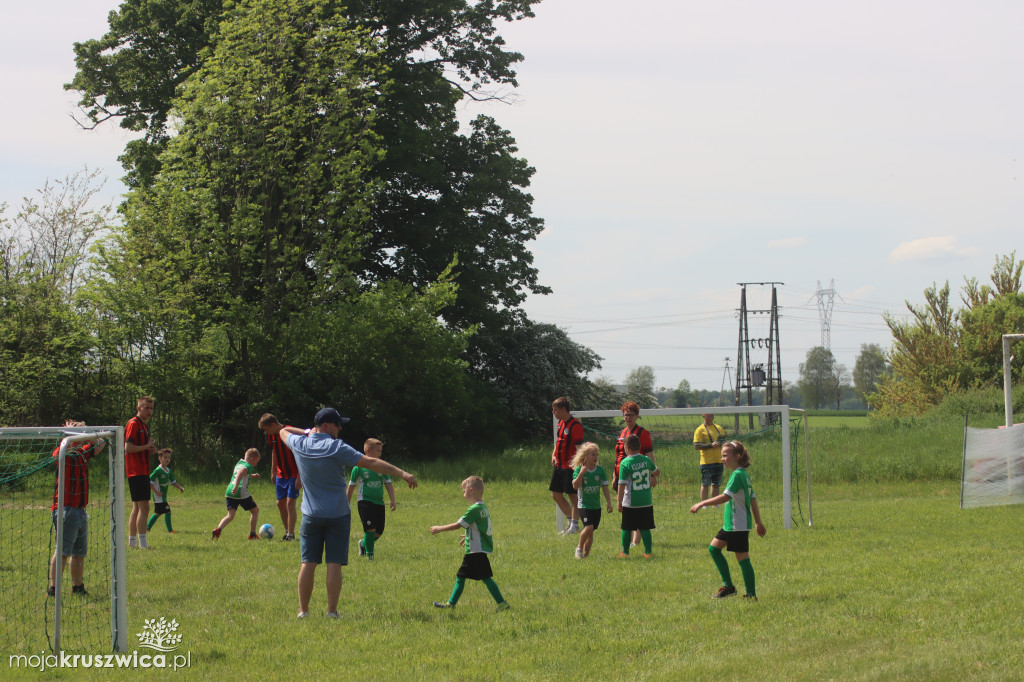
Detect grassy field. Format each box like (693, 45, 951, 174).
(5, 426, 1023, 681)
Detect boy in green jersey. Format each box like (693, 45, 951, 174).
(346, 438, 397, 560)
(213, 448, 261, 540)
(616, 434, 659, 558)
(147, 448, 185, 533)
(429, 476, 510, 611)
(571, 442, 613, 558)
(690, 440, 766, 600)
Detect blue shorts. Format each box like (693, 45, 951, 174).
(53, 507, 88, 557)
(299, 513, 350, 565)
(275, 477, 299, 500)
(701, 463, 725, 487)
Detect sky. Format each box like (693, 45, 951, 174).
(2, 1, 1021, 392)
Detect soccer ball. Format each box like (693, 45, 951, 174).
(258, 523, 275, 539)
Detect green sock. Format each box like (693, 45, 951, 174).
(640, 529, 652, 554)
(146, 514, 157, 531)
(364, 531, 376, 556)
(448, 577, 466, 605)
(482, 578, 505, 605)
(164, 512, 174, 532)
(621, 530, 631, 554)
(739, 557, 756, 597)
(709, 545, 733, 587)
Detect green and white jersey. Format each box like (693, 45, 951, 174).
(723, 468, 756, 532)
(150, 465, 176, 503)
(348, 466, 392, 505)
(458, 501, 494, 554)
(226, 460, 254, 499)
(618, 454, 658, 508)
(573, 464, 609, 510)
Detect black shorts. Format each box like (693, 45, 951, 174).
(128, 475, 152, 502)
(226, 496, 257, 511)
(357, 500, 386, 534)
(549, 467, 576, 495)
(620, 506, 655, 531)
(153, 501, 171, 515)
(579, 507, 602, 530)
(715, 529, 750, 553)
(456, 552, 494, 581)
(701, 463, 725, 487)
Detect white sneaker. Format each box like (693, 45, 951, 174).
(326, 611, 340, 619)
(297, 611, 309, 619)
(565, 524, 580, 535)
(574, 547, 582, 559)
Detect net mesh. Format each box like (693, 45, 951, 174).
(570, 411, 807, 531)
(961, 424, 1024, 508)
(0, 431, 115, 654)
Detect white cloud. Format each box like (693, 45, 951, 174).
(888, 236, 980, 263)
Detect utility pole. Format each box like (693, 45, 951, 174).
(735, 282, 784, 428)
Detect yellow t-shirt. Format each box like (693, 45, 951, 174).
(693, 423, 726, 465)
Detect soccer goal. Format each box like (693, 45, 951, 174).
(554, 405, 811, 529)
(0, 426, 128, 654)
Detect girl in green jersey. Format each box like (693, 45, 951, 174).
(690, 441, 766, 600)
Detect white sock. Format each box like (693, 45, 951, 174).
(139, 534, 150, 549)
(129, 535, 138, 547)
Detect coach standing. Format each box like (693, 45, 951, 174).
(281, 407, 417, 619)
(126, 396, 158, 550)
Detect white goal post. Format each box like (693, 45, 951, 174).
(554, 404, 811, 529)
(0, 425, 128, 653)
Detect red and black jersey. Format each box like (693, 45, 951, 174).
(124, 415, 151, 478)
(51, 442, 97, 510)
(554, 417, 585, 470)
(614, 425, 654, 484)
(267, 427, 299, 479)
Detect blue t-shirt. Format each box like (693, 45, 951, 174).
(285, 431, 364, 518)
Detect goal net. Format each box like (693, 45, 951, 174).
(554, 405, 811, 530)
(0, 426, 128, 654)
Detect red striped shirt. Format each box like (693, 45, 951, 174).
(51, 442, 97, 510)
(554, 417, 585, 469)
(267, 427, 299, 479)
(124, 415, 151, 478)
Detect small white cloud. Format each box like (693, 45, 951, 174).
(888, 236, 979, 263)
(767, 237, 806, 249)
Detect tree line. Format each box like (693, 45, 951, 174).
(1, 0, 601, 469)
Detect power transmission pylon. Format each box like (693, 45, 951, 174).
(736, 282, 784, 428)
(718, 357, 732, 406)
(809, 279, 843, 351)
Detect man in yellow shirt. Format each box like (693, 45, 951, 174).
(693, 413, 726, 503)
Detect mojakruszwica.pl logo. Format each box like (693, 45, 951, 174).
(8, 617, 192, 672)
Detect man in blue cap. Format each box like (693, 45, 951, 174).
(281, 407, 418, 619)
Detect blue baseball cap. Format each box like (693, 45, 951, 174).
(314, 407, 350, 426)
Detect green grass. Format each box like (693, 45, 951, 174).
(7, 470, 1023, 680)
(4, 409, 1021, 680)
(806, 415, 870, 428)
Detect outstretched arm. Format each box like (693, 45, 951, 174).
(430, 522, 461, 534)
(691, 492, 729, 513)
(355, 455, 417, 490)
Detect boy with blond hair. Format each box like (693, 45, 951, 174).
(346, 438, 397, 560)
(213, 448, 261, 540)
(429, 476, 509, 611)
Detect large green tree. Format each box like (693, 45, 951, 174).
(797, 346, 839, 410)
(81, 0, 482, 459)
(66, 0, 579, 430)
